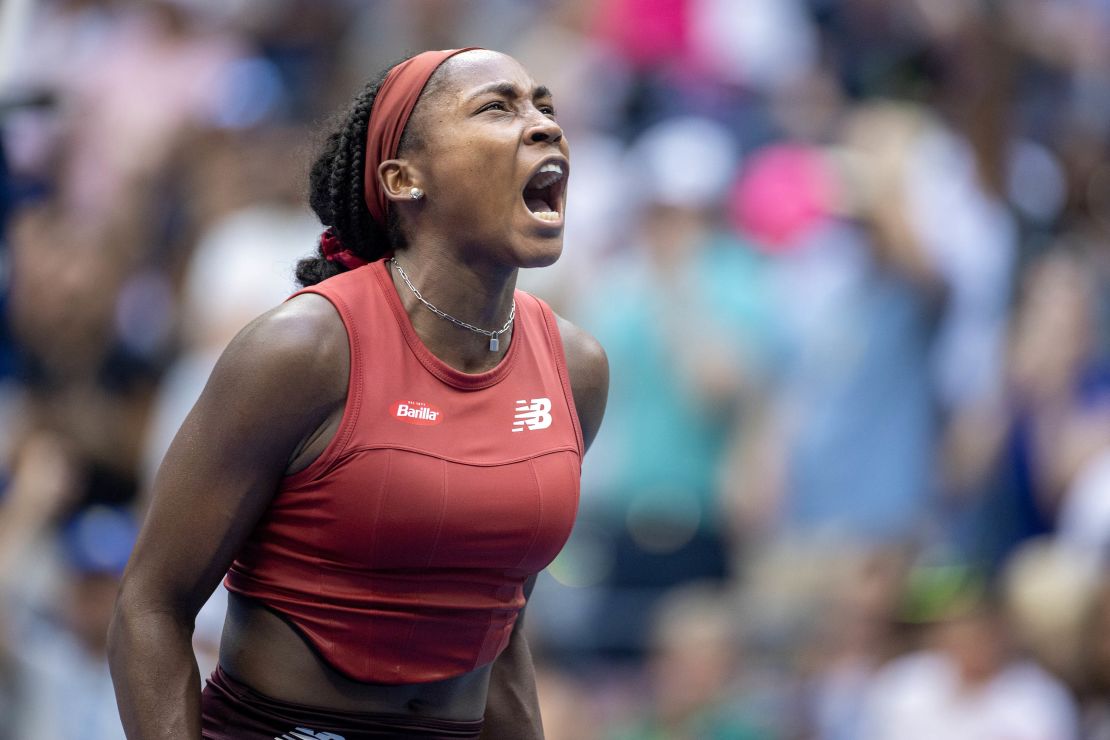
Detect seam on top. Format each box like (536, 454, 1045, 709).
(425, 458, 449, 568)
(514, 458, 545, 569)
(367, 448, 393, 567)
(397, 615, 420, 682)
(327, 442, 580, 468)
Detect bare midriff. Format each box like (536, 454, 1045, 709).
(217, 591, 492, 721)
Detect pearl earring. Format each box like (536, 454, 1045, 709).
(410, 187, 424, 200)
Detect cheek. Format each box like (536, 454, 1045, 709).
(466, 135, 515, 175)
(435, 144, 517, 207)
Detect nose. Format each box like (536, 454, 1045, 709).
(525, 113, 563, 145)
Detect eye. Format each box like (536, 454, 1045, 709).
(539, 105, 557, 117)
(479, 101, 508, 113)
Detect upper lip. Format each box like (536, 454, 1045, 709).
(522, 154, 570, 213)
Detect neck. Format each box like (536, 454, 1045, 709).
(388, 243, 518, 374)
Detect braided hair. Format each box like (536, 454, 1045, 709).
(296, 55, 440, 287)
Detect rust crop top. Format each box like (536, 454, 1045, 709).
(224, 259, 583, 684)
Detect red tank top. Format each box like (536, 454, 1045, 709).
(225, 259, 583, 684)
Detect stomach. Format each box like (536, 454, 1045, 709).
(217, 591, 493, 721)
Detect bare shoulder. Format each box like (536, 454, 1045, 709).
(554, 314, 609, 452)
(183, 290, 351, 474)
(554, 314, 608, 390)
(225, 292, 346, 376)
(212, 292, 348, 411)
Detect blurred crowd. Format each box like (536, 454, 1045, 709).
(2, 0, 1110, 738)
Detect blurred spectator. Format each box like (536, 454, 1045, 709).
(0, 431, 134, 738)
(38, 2, 244, 219)
(606, 583, 771, 740)
(4, 505, 135, 740)
(1059, 447, 1110, 566)
(788, 543, 911, 740)
(139, 126, 317, 498)
(948, 252, 1110, 569)
(574, 116, 778, 656)
(860, 588, 1079, 740)
(6, 510, 134, 740)
(0, 432, 79, 592)
(745, 105, 953, 542)
(1002, 538, 1101, 691)
(534, 663, 606, 740)
(1078, 578, 1110, 740)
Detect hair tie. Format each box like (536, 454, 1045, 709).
(362, 47, 482, 226)
(320, 228, 370, 270)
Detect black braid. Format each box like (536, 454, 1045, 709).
(297, 54, 437, 287)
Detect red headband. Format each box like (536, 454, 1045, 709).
(362, 47, 482, 226)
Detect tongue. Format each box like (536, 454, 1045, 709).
(525, 196, 552, 213)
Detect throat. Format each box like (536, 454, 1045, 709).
(387, 257, 516, 371)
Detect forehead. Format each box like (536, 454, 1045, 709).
(434, 50, 543, 100)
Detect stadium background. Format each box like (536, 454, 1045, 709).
(2, 0, 1110, 737)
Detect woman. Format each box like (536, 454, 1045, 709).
(108, 48, 608, 740)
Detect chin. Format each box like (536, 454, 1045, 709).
(515, 238, 564, 269)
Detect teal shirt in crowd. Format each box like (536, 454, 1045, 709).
(579, 234, 778, 527)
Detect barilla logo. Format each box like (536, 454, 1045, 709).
(391, 400, 443, 426)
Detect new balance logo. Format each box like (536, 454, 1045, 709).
(391, 400, 443, 426)
(512, 398, 552, 432)
(275, 728, 345, 740)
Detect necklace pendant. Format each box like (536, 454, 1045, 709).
(489, 336, 499, 352)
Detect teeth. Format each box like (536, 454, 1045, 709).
(534, 210, 560, 221)
(529, 171, 561, 189)
(526, 162, 565, 190)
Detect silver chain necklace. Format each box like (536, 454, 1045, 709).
(390, 258, 515, 352)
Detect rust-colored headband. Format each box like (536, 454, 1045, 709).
(362, 47, 482, 227)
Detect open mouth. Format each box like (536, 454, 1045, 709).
(522, 158, 568, 224)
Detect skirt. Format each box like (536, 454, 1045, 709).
(200, 665, 485, 740)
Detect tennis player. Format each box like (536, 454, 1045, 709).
(108, 48, 608, 740)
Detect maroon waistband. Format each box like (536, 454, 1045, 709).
(201, 666, 484, 740)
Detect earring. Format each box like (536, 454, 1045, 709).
(410, 187, 424, 200)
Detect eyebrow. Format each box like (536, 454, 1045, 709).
(468, 81, 552, 101)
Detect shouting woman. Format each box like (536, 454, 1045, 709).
(108, 48, 608, 740)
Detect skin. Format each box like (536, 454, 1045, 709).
(108, 50, 608, 739)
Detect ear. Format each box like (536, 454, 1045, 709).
(379, 160, 422, 203)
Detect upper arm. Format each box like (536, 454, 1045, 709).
(556, 315, 609, 453)
(117, 293, 348, 621)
